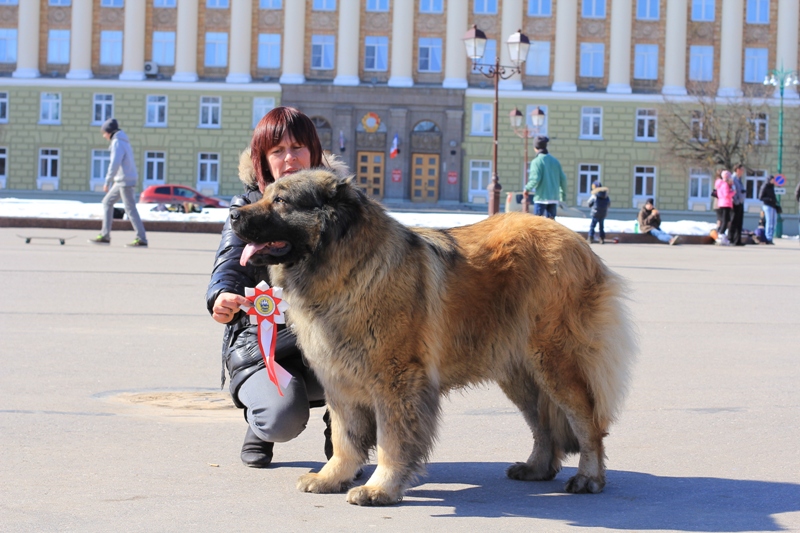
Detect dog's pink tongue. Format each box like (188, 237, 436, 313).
(240, 243, 267, 266)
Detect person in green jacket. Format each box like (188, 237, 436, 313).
(524, 136, 567, 219)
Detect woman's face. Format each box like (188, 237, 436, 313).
(267, 134, 312, 182)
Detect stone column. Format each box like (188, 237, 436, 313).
(717, 0, 744, 97)
(120, 0, 146, 81)
(552, 0, 577, 91)
(173, 0, 199, 82)
(280, 0, 306, 84)
(334, 0, 361, 85)
(662, 0, 688, 95)
(606, 0, 632, 93)
(67, 0, 93, 79)
(775, 0, 800, 98)
(385, 107, 409, 197)
(498, 0, 523, 90)
(388, 0, 414, 87)
(226, 0, 253, 83)
(442, 0, 468, 88)
(12, 0, 41, 78)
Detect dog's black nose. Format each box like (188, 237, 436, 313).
(230, 209, 240, 221)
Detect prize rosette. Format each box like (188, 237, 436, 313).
(244, 281, 292, 396)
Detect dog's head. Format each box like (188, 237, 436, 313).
(231, 168, 365, 267)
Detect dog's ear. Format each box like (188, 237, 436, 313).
(321, 174, 366, 240)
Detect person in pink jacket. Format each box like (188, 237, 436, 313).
(715, 170, 735, 241)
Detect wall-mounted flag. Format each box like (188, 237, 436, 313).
(390, 133, 399, 159)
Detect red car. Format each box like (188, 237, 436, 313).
(139, 184, 229, 208)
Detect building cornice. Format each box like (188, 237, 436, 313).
(0, 78, 282, 93)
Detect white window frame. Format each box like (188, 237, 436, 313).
(419, 0, 443, 14)
(366, 0, 388, 11)
(525, 104, 549, 137)
(418, 37, 442, 73)
(146, 95, 168, 127)
(38, 148, 60, 190)
(750, 113, 768, 145)
(744, 169, 768, 212)
(525, 41, 551, 76)
(689, 45, 713, 81)
(0, 28, 17, 63)
(100, 30, 123, 65)
(154, 0, 176, 7)
(39, 93, 61, 125)
(0, 91, 8, 123)
(474, 0, 497, 15)
(100, 0, 124, 6)
(577, 163, 600, 206)
(582, 0, 606, 18)
(636, 0, 659, 20)
(580, 106, 603, 139)
(252, 97, 275, 128)
(206, 0, 229, 8)
(688, 168, 712, 211)
(259, 0, 281, 7)
(205, 32, 228, 67)
(364, 36, 389, 72)
(746, 0, 769, 24)
(633, 165, 656, 207)
(469, 160, 491, 203)
(47, 29, 70, 64)
(635, 108, 657, 142)
(634, 44, 658, 80)
(257, 34, 281, 69)
(90, 149, 110, 191)
(528, 0, 552, 16)
(691, 111, 707, 141)
(92, 93, 114, 125)
(579, 42, 604, 78)
(152, 31, 176, 66)
(0, 146, 7, 189)
(472, 39, 496, 74)
(143, 151, 167, 187)
(199, 96, 221, 128)
(312, 0, 335, 10)
(691, 0, 715, 21)
(311, 35, 335, 70)
(197, 152, 220, 195)
(744, 48, 768, 84)
(471, 103, 493, 136)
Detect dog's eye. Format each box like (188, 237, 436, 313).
(274, 196, 286, 204)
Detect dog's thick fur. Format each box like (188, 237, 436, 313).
(231, 168, 636, 506)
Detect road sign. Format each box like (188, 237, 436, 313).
(774, 174, 785, 186)
(774, 187, 786, 195)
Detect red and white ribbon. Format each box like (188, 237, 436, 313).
(244, 281, 292, 396)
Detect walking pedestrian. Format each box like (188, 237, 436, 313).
(587, 180, 610, 244)
(758, 175, 779, 245)
(523, 136, 567, 220)
(728, 164, 746, 246)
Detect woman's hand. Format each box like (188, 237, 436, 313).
(212, 292, 251, 324)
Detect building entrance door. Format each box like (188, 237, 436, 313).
(356, 151, 384, 199)
(411, 153, 439, 203)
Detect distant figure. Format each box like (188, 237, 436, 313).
(728, 164, 746, 246)
(89, 118, 148, 247)
(523, 136, 567, 220)
(715, 170, 735, 246)
(637, 198, 679, 245)
(758, 175, 779, 245)
(587, 180, 610, 244)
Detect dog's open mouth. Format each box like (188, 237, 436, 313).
(240, 241, 292, 266)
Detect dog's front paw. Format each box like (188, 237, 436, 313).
(506, 461, 559, 481)
(346, 485, 402, 506)
(564, 473, 605, 494)
(297, 472, 351, 494)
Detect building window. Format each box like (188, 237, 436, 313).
(418, 38, 442, 73)
(744, 48, 768, 83)
(0, 146, 6, 188)
(750, 113, 768, 144)
(252, 97, 275, 128)
(313, 0, 335, 9)
(366, 0, 388, 11)
(206, 0, 229, 7)
(745, 169, 767, 201)
(364, 36, 388, 72)
(146, 95, 168, 127)
(0, 29, 17, 63)
(691, 111, 707, 141)
(578, 163, 600, 198)
(199, 96, 221, 128)
(0, 0, 18, 4)
(635, 108, 657, 141)
(99, 30, 123, 65)
(419, 0, 443, 13)
(198, 152, 220, 190)
(0, 92, 8, 123)
(472, 39, 496, 73)
(144, 151, 166, 185)
(49, 0, 71, 4)
(205, 32, 228, 67)
(689, 45, 713, 81)
(154, 0, 176, 7)
(525, 41, 551, 76)
(38, 148, 60, 189)
(471, 103, 493, 136)
(633, 166, 656, 203)
(92, 94, 114, 125)
(688, 168, 711, 209)
(528, 0, 552, 16)
(257, 34, 281, 69)
(580, 106, 603, 139)
(474, 0, 497, 15)
(579, 43, 604, 78)
(746, 0, 769, 24)
(260, 0, 281, 7)
(39, 93, 61, 125)
(101, 0, 123, 6)
(91, 149, 110, 189)
(637, 0, 658, 19)
(582, 0, 606, 18)
(526, 104, 549, 136)
(469, 160, 491, 202)
(152, 31, 176, 66)
(311, 35, 335, 70)
(48, 30, 70, 64)
(634, 44, 658, 80)
(691, 0, 714, 21)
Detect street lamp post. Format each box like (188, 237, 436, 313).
(763, 67, 798, 238)
(463, 25, 530, 215)
(510, 106, 545, 213)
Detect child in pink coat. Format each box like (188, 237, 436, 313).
(715, 170, 735, 241)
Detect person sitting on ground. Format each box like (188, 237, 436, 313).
(637, 198, 680, 245)
(587, 180, 610, 244)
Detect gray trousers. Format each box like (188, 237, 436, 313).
(237, 360, 325, 443)
(101, 182, 147, 242)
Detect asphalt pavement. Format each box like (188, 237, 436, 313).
(1, 227, 798, 533)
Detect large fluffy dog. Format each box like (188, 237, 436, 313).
(231, 168, 636, 506)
